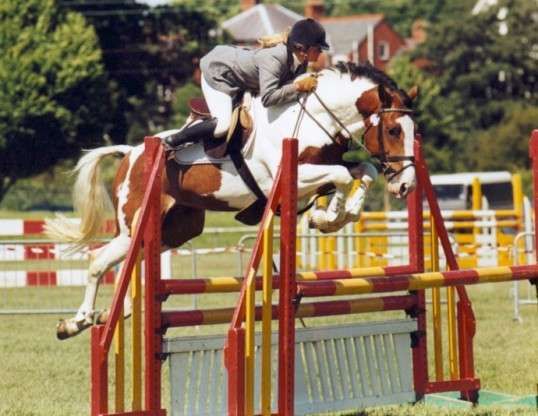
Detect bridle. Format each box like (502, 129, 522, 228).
(296, 90, 415, 182)
(361, 107, 415, 182)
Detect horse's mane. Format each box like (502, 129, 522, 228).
(329, 61, 412, 107)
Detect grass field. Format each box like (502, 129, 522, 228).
(0, 280, 537, 415)
(1, 211, 537, 415)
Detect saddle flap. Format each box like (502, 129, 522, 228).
(189, 98, 211, 117)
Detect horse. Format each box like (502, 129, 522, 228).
(46, 61, 418, 339)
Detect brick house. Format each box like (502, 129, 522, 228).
(304, 1, 408, 70)
(222, 0, 412, 70)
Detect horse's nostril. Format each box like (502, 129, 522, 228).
(400, 183, 408, 196)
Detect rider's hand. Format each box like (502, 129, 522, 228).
(294, 75, 317, 92)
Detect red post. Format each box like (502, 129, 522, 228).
(278, 139, 298, 416)
(143, 137, 164, 412)
(529, 130, 538, 300)
(409, 136, 425, 273)
(409, 137, 428, 400)
(91, 325, 108, 416)
(415, 136, 478, 402)
(226, 328, 246, 416)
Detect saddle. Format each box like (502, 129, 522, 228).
(181, 97, 265, 225)
(188, 97, 253, 159)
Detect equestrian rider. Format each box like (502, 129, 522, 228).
(165, 18, 329, 148)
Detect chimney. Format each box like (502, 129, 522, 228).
(304, 0, 325, 20)
(240, 0, 260, 11)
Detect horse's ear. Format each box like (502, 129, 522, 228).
(378, 85, 392, 108)
(407, 85, 419, 101)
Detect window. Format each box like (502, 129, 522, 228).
(482, 182, 513, 209)
(378, 41, 390, 61)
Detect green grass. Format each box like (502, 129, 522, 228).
(0, 211, 537, 415)
(0, 281, 536, 415)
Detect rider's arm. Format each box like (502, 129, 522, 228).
(256, 50, 300, 107)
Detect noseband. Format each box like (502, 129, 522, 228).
(297, 91, 415, 181)
(361, 107, 415, 181)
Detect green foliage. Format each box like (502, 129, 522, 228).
(0, 0, 107, 203)
(465, 104, 538, 171)
(325, 0, 473, 36)
(387, 55, 457, 172)
(63, 1, 221, 144)
(168, 80, 202, 128)
(408, 0, 538, 172)
(416, 0, 538, 130)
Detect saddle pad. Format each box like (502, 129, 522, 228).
(173, 142, 233, 165)
(173, 122, 256, 165)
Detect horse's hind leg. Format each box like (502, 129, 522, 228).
(57, 233, 131, 340)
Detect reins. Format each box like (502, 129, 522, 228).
(294, 87, 415, 178)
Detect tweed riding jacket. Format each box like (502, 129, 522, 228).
(199, 43, 307, 107)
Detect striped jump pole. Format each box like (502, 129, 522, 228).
(296, 265, 538, 297)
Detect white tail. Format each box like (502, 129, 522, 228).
(45, 145, 132, 253)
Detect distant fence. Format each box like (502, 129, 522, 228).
(0, 210, 531, 315)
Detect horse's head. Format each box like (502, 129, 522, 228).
(356, 83, 418, 198)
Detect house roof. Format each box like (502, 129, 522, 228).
(222, 4, 303, 43)
(319, 14, 384, 56)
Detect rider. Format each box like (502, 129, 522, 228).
(165, 18, 329, 148)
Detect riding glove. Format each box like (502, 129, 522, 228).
(294, 75, 318, 92)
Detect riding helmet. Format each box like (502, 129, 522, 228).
(288, 18, 329, 50)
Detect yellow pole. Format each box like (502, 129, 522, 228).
(245, 264, 256, 416)
(131, 254, 142, 411)
(512, 173, 523, 214)
(512, 173, 523, 228)
(430, 222, 443, 381)
(326, 236, 336, 270)
(471, 177, 482, 268)
(317, 197, 328, 270)
(261, 218, 274, 415)
(355, 219, 365, 267)
(246, 213, 274, 415)
(471, 177, 482, 211)
(447, 286, 459, 379)
(114, 271, 125, 412)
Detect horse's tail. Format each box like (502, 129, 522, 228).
(45, 145, 133, 253)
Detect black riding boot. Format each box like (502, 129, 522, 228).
(165, 118, 218, 148)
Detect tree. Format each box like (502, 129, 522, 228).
(412, 0, 538, 171)
(62, 1, 221, 143)
(466, 104, 538, 171)
(0, 0, 107, 202)
(326, 0, 472, 36)
(388, 55, 457, 172)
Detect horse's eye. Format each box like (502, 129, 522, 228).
(388, 126, 401, 137)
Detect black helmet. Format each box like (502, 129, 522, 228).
(288, 18, 329, 50)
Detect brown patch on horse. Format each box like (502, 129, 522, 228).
(161, 205, 205, 248)
(112, 153, 132, 236)
(164, 160, 234, 211)
(117, 153, 146, 237)
(355, 88, 381, 118)
(298, 140, 347, 165)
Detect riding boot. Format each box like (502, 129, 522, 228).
(165, 118, 218, 148)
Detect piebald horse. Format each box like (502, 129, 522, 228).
(46, 62, 418, 339)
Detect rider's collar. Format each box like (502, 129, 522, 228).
(291, 53, 302, 72)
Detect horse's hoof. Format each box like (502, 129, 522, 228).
(95, 310, 109, 324)
(309, 211, 327, 230)
(56, 319, 71, 340)
(56, 318, 93, 340)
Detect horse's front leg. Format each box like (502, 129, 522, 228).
(297, 164, 354, 233)
(343, 162, 378, 223)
